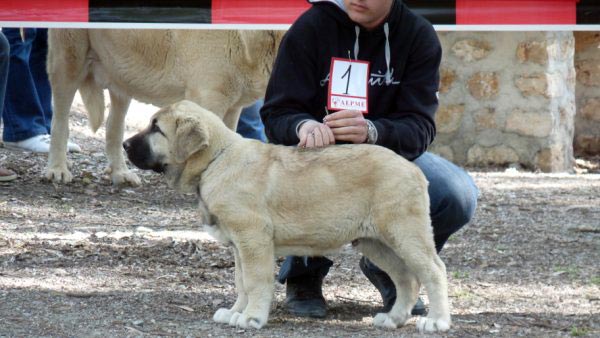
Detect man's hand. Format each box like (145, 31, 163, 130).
(323, 109, 368, 144)
(298, 120, 336, 148)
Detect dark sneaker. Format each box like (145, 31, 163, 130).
(359, 256, 427, 316)
(412, 296, 427, 316)
(285, 275, 327, 318)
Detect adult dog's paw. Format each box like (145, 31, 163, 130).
(213, 308, 237, 324)
(416, 317, 451, 333)
(233, 313, 265, 329)
(45, 166, 73, 183)
(111, 170, 141, 186)
(373, 313, 398, 329)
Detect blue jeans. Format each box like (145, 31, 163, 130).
(278, 152, 479, 282)
(236, 100, 266, 142)
(2, 28, 52, 142)
(0, 32, 9, 114)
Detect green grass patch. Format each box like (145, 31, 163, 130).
(452, 270, 470, 279)
(452, 288, 474, 300)
(570, 326, 589, 337)
(553, 266, 580, 279)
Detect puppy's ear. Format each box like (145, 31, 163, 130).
(174, 117, 209, 163)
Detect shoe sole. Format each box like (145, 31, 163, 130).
(287, 308, 327, 318)
(4, 143, 80, 153)
(285, 299, 327, 318)
(0, 174, 17, 182)
(3, 143, 49, 153)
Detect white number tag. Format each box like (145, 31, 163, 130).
(327, 57, 370, 113)
(327, 58, 369, 114)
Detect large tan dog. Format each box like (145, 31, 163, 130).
(123, 100, 451, 332)
(46, 29, 283, 185)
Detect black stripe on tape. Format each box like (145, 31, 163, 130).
(404, 0, 456, 25)
(577, 0, 600, 24)
(89, 0, 212, 23)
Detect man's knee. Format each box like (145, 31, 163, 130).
(433, 186, 477, 232)
(0, 34, 8, 58)
(414, 152, 478, 233)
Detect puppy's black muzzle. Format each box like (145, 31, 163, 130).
(123, 134, 166, 173)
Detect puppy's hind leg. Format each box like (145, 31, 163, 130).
(413, 254, 450, 333)
(356, 239, 418, 329)
(214, 246, 248, 325)
(105, 90, 140, 186)
(384, 223, 451, 333)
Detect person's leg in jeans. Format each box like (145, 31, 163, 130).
(236, 100, 267, 142)
(2, 28, 48, 143)
(280, 152, 478, 317)
(29, 28, 52, 133)
(416, 152, 479, 252)
(0, 31, 17, 182)
(360, 152, 478, 313)
(2, 28, 79, 153)
(0, 32, 9, 108)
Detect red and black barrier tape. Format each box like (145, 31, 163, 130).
(406, 0, 600, 25)
(0, 0, 598, 28)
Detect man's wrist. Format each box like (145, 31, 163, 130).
(365, 120, 378, 144)
(295, 119, 311, 138)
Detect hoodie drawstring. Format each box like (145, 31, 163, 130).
(354, 23, 392, 85)
(383, 22, 391, 85)
(354, 26, 360, 60)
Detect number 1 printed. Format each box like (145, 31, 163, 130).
(341, 64, 352, 95)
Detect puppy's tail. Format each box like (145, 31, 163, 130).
(80, 75, 105, 133)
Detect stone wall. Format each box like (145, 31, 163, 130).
(431, 32, 576, 172)
(574, 32, 600, 156)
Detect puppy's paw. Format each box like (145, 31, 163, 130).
(373, 313, 398, 329)
(213, 308, 236, 324)
(373, 311, 411, 329)
(111, 170, 141, 187)
(229, 311, 241, 326)
(416, 317, 451, 333)
(234, 313, 266, 329)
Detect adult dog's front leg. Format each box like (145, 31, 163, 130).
(213, 246, 248, 324)
(105, 91, 140, 186)
(46, 79, 77, 183)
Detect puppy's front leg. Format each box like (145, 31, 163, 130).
(213, 246, 248, 324)
(230, 239, 275, 329)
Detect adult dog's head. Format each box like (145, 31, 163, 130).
(123, 100, 221, 190)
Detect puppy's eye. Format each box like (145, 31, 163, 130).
(150, 119, 166, 137)
(151, 119, 160, 132)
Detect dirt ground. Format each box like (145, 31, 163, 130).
(0, 99, 599, 337)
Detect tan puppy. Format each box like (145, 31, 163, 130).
(123, 100, 451, 332)
(46, 29, 283, 185)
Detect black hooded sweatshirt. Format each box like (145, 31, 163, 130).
(260, 0, 442, 160)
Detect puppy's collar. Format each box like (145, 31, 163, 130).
(198, 142, 233, 184)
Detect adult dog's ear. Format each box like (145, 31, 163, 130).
(174, 117, 209, 163)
